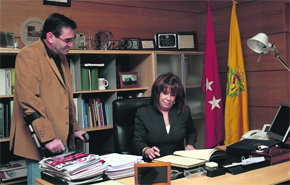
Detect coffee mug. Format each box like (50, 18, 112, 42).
(98, 78, 109, 90)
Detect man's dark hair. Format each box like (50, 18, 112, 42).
(41, 13, 77, 39)
(150, 72, 186, 114)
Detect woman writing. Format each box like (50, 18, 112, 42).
(134, 72, 197, 160)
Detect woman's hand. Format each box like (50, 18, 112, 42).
(144, 146, 160, 160)
(185, 144, 195, 150)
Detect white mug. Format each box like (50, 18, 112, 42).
(98, 78, 109, 90)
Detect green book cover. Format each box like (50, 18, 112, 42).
(91, 68, 98, 90)
(11, 68, 15, 94)
(81, 68, 90, 91)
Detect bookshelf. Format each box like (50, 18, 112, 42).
(0, 48, 205, 178)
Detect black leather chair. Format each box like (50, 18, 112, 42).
(112, 97, 150, 155)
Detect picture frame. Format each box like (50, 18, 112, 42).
(134, 162, 171, 185)
(178, 32, 198, 51)
(140, 39, 156, 50)
(43, 0, 71, 7)
(155, 32, 178, 50)
(119, 72, 139, 88)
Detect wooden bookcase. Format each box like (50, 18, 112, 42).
(0, 48, 204, 183)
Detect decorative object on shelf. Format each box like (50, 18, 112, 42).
(73, 31, 89, 50)
(0, 32, 14, 48)
(91, 30, 114, 50)
(247, 33, 290, 71)
(140, 39, 155, 50)
(178, 32, 198, 51)
(155, 32, 178, 49)
(20, 17, 44, 46)
(117, 38, 141, 50)
(98, 78, 109, 90)
(119, 72, 139, 88)
(43, 0, 71, 7)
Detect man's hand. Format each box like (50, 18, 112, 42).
(185, 144, 195, 150)
(144, 146, 160, 160)
(74, 130, 87, 141)
(45, 139, 65, 154)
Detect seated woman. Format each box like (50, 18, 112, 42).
(134, 72, 197, 160)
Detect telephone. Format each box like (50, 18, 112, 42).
(241, 124, 271, 140)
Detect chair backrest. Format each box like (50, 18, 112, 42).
(112, 97, 150, 155)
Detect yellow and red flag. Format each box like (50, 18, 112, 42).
(224, 2, 249, 145)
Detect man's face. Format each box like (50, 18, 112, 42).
(52, 27, 75, 55)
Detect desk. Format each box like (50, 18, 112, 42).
(35, 161, 290, 185)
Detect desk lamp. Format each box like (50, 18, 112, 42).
(247, 33, 290, 71)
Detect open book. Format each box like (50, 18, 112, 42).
(152, 148, 226, 169)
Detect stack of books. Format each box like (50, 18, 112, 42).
(101, 153, 143, 180)
(0, 160, 27, 183)
(39, 152, 107, 184)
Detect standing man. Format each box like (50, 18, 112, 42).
(10, 13, 86, 184)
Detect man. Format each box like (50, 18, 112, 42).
(10, 13, 86, 184)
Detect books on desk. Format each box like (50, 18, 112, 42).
(152, 148, 227, 169)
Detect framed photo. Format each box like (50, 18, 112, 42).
(134, 162, 171, 185)
(43, 0, 71, 7)
(119, 72, 139, 88)
(140, 39, 155, 50)
(155, 32, 178, 49)
(178, 32, 198, 51)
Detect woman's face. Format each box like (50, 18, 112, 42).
(159, 87, 176, 111)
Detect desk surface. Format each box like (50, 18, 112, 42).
(35, 161, 290, 185)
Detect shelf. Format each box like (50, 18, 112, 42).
(0, 178, 26, 185)
(0, 48, 20, 54)
(0, 137, 10, 142)
(0, 88, 149, 98)
(0, 94, 14, 99)
(84, 125, 113, 132)
(186, 84, 202, 89)
(73, 87, 148, 95)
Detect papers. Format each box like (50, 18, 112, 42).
(101, 153, 143, 179)
(224, 156, 265, 168)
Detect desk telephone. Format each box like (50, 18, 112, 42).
(241, 124, 271, 140)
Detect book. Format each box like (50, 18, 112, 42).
(83, 63, 104, 67)
(11, 68, 15, 94)
(0, 103, 4, 138)
(173, 148, 226, 161)
(91, 68, 98, 90)
(152, 148, 227, 169)
(81, 68, 90, 91)
(5, 68, 12, 95)
(152, 155, 206, 169)
(0, 69, 6, 95)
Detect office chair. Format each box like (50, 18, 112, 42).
(112, 97, 150, 155)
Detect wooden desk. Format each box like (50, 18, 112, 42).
(35, 161, 290, 185)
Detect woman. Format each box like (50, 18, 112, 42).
(134, 72, 197, 160)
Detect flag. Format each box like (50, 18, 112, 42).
(202, 1, 224, 149)
(224, 2, 249, 145)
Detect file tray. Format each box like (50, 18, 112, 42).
(226, 160, 270, 175)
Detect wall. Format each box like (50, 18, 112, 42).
(0, 0, 289, 136)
